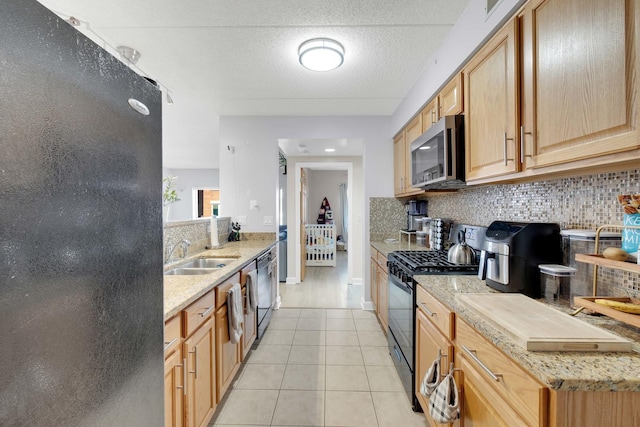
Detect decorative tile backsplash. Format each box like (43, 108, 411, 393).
(426, 169, 639, 229)
(369, 197, 407, 242)
(370, 168, 640, 298)
(163, 218, 275, 263)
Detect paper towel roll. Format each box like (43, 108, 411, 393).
(210, 216, 219, 248)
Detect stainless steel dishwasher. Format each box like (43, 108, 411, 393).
(256, 250, 273, 340)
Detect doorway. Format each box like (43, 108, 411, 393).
(278, 161, 358, 308)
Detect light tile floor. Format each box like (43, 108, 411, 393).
(210, 308, 428, 427)
(279, 252, 362, 309)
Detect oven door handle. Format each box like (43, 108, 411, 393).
(390, 276, 412, 295)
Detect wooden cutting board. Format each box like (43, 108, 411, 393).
(456, 293, 632, 352)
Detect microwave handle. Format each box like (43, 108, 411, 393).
(478, 250, 487, 280)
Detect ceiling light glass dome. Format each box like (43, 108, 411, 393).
(298, 38, 345, 72)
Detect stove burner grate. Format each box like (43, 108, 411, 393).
(389, 250, 479, 274)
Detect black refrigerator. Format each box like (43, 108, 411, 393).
(0, 2, 163, 425)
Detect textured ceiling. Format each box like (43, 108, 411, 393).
(38, 0, 472, 168)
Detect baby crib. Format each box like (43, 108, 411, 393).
(305, 224, 336, 266)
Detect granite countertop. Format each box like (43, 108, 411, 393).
(414, 274, 640, 392)
(164, 240, 276, 319)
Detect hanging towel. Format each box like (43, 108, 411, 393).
(420, 357, 441, 398)
(246, 269, 258, 314)
(428, 373, 460, 424)
(227, 283, 243, 344)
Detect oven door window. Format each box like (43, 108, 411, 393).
(412, 130, 444, 186)
(388, 275, 414, 370)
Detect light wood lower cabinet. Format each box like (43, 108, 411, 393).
(214, 271, 242, 401)
(370, 246, 388, 331)
(215, 303, 242, 401)
(377, 266, 388, 332)
(240, 262, 257, 360)
(459, 355, 527, 427)
(370, 252, 378, 311)
(164, 346, 184, 427)
(184, 317, 216, 427)
(457, 319, 547, 426)
(241, 286, 256, 360)
(415, 306, 456, 426)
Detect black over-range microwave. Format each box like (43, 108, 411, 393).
(410, 115, 465, 189)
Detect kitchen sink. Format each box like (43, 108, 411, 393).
(164, 267, 219, 276)
(180, 257, 238, 269)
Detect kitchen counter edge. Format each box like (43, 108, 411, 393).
(163, 240, 276, 320)
(414, 274, 640, 392)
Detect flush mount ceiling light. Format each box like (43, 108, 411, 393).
(117, 45, 141, 65)
(298, 38, 344, 72)
(325, 148, 336, 152)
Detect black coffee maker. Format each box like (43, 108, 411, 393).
(478, 221, 561, 298)
(405, 200, 428, 231)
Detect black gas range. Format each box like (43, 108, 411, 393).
(388, 250, 480, 276)
(386, 224, 486, 412)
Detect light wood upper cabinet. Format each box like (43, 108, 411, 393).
(393, 132, 405, 195)
(393, 130, 424, 197)
(421, 98, 439, 134)
(520, 0, 639, 169)
(464, 18, 520, 181)
(439, 73, 463, 118)
(406, 114, 423, 145)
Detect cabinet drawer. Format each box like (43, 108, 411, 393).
(240, 260, 257, 286)
(183, 290, 216, 338)
(164, 314, 182, 356)
(377, 253, 388, 272)
(457, 319, 547, 427)
(416, 286, 454, 340)
(370, 246, 378, 261)
(215, 272, 241, 310)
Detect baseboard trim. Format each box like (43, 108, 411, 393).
(350, 277, 363, 286)
(286, 277, 297, 285)
(361, 298, 374, 311)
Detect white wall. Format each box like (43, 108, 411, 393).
(279, 162, 288, 226)
(219, 116, 392, 301)
(391, 0, 526, 132)
(164, 168, 219, 221)
(306, 170, 347, 237)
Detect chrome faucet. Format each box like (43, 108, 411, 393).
(165, 239, 191, 263)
